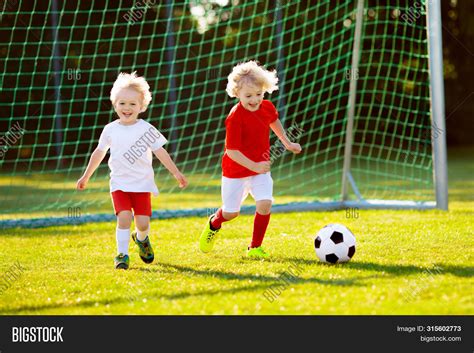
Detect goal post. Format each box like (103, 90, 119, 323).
(338, 0, 448, 211)
(426, 0, 448, 210)
(341, 0, 365, 203)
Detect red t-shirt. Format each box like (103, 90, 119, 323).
(222, 100, 278, 178)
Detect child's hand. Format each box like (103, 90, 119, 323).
(253, 161, 271, 174)
(174, 172, 188, 189)
(287, 142, 302, 154)
(76, 175, 89, 190)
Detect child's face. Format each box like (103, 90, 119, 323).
(113, 87, 143, 125)
(237, 83, 263, 112)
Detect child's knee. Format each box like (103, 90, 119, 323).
(136, 224, 149, 232)
(135, 221, 150, 232)
(117, 211, 133, 228)
(135, 216, 150, 231)
(256, 200, 272, 214)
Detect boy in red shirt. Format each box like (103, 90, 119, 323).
(199, 61, 302, 259)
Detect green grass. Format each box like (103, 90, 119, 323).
(0, 148, 472, 314)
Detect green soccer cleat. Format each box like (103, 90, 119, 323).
(199, 215, 220, 253)
(131, 232, 154, 264)
(247, 246, 270, 259)
(114, 253, 130, 269)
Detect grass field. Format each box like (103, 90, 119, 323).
(0, 148, 472, 314)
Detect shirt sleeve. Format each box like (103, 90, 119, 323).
(266, 100, 279, 124)
(97, 126, 111, 152)
(225, 115, 242, 150)
(149, 127, 168, 151)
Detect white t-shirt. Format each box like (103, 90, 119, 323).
(97, 119, 167, 196)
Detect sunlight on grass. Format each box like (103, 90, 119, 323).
(0, 206, 472, 315)
(0, 148, 472, 314)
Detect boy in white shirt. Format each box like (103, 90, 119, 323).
(77, 72, 187, 269)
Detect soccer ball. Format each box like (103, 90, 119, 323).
(314, 223, 356, 264)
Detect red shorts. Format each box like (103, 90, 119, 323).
(111, 190, 152, 217)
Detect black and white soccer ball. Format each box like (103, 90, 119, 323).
(314, 224, 356, 264)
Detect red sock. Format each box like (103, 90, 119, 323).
(210, 208, 228, 230)
(250, 212, 271, 248)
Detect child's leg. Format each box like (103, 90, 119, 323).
(132, 214, 154, 263)
(211, 176, 248, 230)
(134, 215, 150, 241)
(200, 176, 248, 253)
(210, 209, 238, 230)
(111, 191, 133, 255)
(116, 210, 133, 254)
(251, 200, 272, 248)
(129, 192, 154, 263)
(249, 173, 273, 249)
(130, 192, 152, 241)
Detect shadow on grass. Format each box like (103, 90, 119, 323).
(141, 262, 376, 287)
(0, 261, 377, 314)
(279, 257, 473, 278)
(0, 283, 271, 315)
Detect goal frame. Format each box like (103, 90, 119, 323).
(338, 0, 448, 211)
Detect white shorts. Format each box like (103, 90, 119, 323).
(221, 172, 273, 213)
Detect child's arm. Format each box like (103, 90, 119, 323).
(226, 149, 271, 174)
(270, 119, 302, 154)
(76, 148, 107, 190)
(153, 147, 188, 189)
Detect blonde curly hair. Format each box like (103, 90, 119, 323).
(110, 71, 152, 112)
(226, 60, 279, 98)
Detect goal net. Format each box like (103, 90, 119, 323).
(0, 0, 447, 228)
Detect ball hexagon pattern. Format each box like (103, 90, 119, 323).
(314, 224, 356, 264)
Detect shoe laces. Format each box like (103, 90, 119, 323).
(206, 230, 216, 242)
(136, 236, 149, 250)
